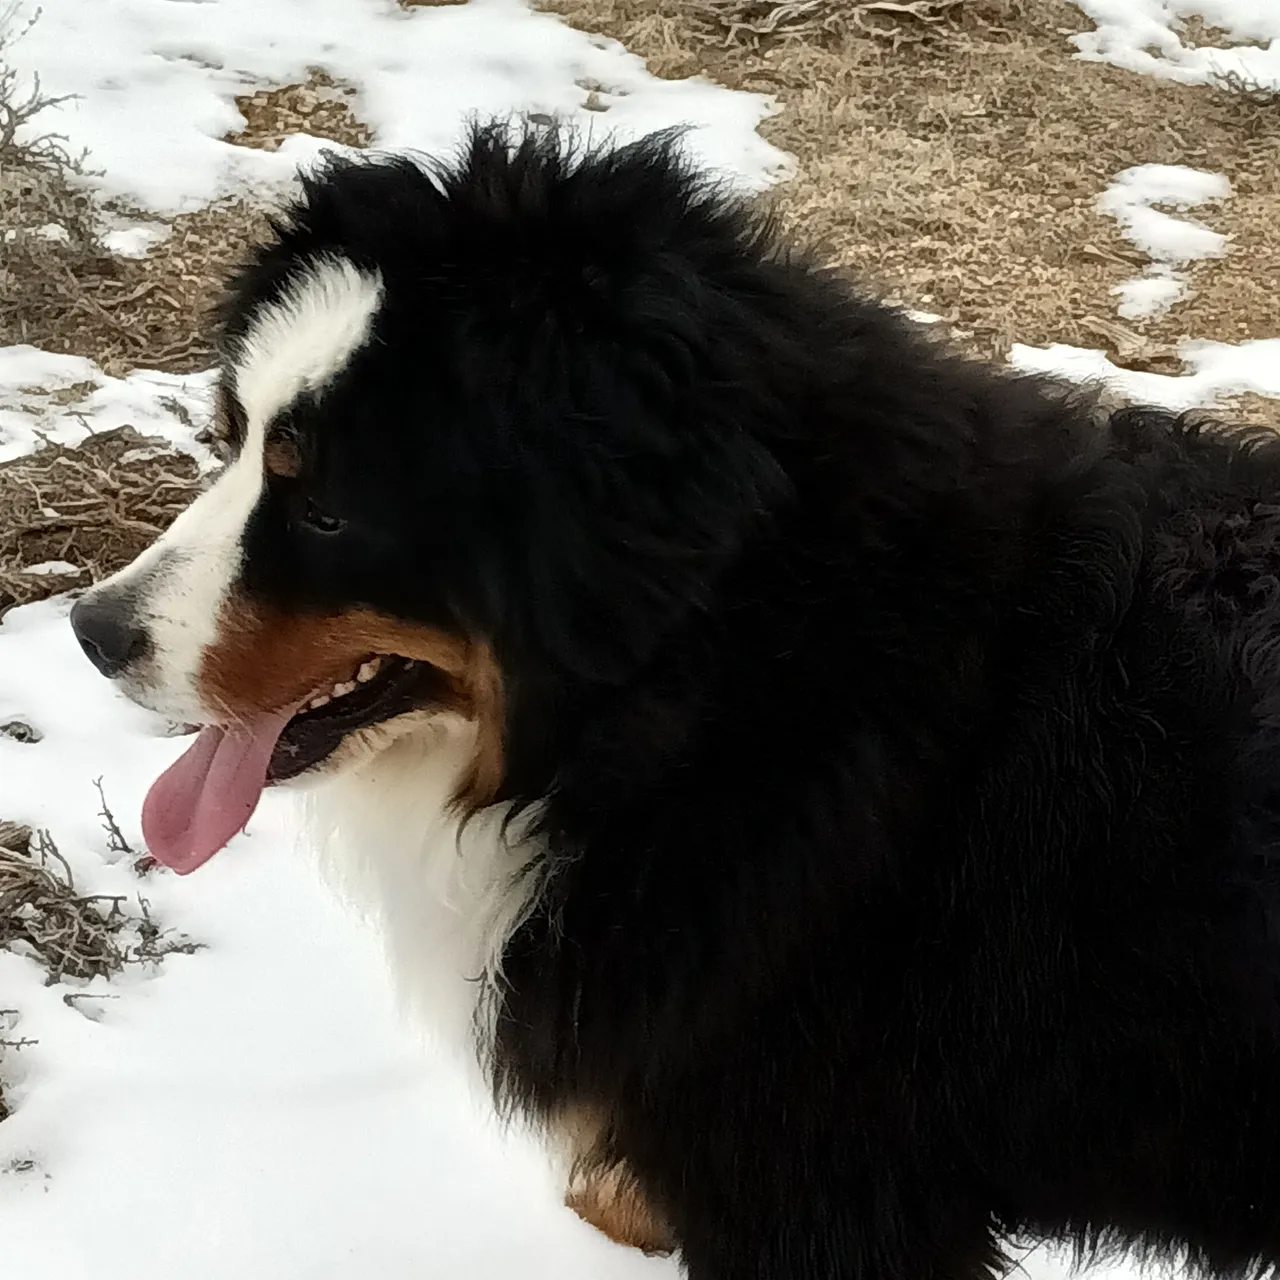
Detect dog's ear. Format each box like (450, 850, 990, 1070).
(498, 398, 790, 686)
(430, 129, 801, 685)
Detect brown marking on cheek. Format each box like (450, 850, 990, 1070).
(263, 430, 301, 479)
(196, 593, 506, 804)
(197, 594, 472, 714)
(452, 641, 506, 814)
(557, 1106, 676, 1258)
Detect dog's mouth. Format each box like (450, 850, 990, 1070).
(268, 654, 452, 783)
(141, 654, 454, 877)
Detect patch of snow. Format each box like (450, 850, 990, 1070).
(1096, 164, 1232, 320)
(4, 0, 792, 216)
(100, 221, 172, 259)
(1098, 165, 1231, 266)
(1070, 1, 1280, 90)
(0, 347, 217, 465)
(33, 223, 70, 244)
(18, 561, 81, 577)
(1113, 273, 1188, 320)
(1010, 337, 1280, 412)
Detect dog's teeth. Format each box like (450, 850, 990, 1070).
(308, 694, 331, 710)
(356, 659, 380, 683)
(332, 680, 357, 697)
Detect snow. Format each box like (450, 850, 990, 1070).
(1020, 17, 1279, 411)
(1071, 1, 1280, 90)
(1097, 164, 1232, 320)
(4, 0, 791, 215)
(1011, 337, 1280, 412)
(1098, 165, 1231, 267)
(0, 346, 219, 464)
(18, 561, 81, 577)
(100, 221, 172, 259)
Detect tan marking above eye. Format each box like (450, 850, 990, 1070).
(263, 429, 302, 479)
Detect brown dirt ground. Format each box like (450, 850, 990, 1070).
(537, 0, 1280, 424)
(6, 69, 370, 376)
(13, 0, 1280, 404)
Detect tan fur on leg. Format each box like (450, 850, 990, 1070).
(556, 1104, 677, 1256)
(565, 1159, 676, 1256)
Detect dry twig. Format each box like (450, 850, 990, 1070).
(93, 776, 135, 858)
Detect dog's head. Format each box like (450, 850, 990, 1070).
(70, 128, 791, 874)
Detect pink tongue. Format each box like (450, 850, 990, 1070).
(142, 708, 296, 875)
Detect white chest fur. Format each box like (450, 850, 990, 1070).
(298, 718, 546, 1068)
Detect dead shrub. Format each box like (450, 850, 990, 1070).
(0, 426, 203, 615)
(0, 5, 120, 350)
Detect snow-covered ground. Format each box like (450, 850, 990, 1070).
(0, 347, 216, 463)
(1072, 0, 1280, 89)
(1096, 164, 1231, 321)
(0, 0, 1277, 1276)
(2, 0, 791, 214)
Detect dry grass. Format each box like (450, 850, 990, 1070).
(5, 198, 258, 375)
(79, 200, 270, 376)
(0, 7, 270, 373)
(0, 823, 128, 983)
(228, 68, 373, 153)
(22, 66, 375, 375)
(0, 426, 203, 615)
(0, 8, 115, 355)
(4, 57, 370, 375)
(0, 815, 199, 981)
(686, 0, 965, 49)
(538, 0, 1279, 426)
(14, 0, 1274, 418)
(1181, 16, 1271, 53)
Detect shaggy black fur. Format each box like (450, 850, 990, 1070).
(225, 129, 1280, 1279)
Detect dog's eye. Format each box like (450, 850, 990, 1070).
(301, 499, 345, 535)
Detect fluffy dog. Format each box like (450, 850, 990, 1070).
(71, 126, 1280, 1279)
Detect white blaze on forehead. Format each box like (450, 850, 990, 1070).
(232, 254, 385, 428)
(77, 254, 384, 724)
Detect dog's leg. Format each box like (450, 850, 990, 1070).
(564, 1158, 676, 1256)
(556, 1103, 676, 1256)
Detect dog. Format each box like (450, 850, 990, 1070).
(70, 125, 1280, 1279)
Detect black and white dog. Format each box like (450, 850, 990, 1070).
(71, 127, 1280, 1279)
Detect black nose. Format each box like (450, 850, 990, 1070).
(70, 592, 149, 678)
